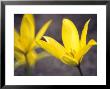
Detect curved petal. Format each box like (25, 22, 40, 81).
(20, 14, 35, 51)
(80, 19, 90, 48)
(14, 30, 25, 52)
(36, 20, 52, 41)
(43, 36, 65, 49)
(27, 50, 38, 67)
(37, 36, 66, 59)
(62, 19, 80, 52)
(14, 50, 26, 65)
(75, 39, 97, 62)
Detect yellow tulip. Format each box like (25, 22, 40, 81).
(14, 14, 52, 67)
(37, 18, 97, 66)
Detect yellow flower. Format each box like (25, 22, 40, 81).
(14, 14, 52, 67)
(37, 18, 97, 66)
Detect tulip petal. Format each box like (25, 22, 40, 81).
(14, 50, 26, 65)
(20, 14, 35, 51)
(62, 19, 80, 52)
(37, 36, 66, 59)
(61, 55, 78, 66)
(29, 39, 39, 51)
(36, 20, 52, 41)
(80, 19, 90, 48)
(43, 36, 65, 49)
(14, 29, 19, 40)
(27, 50, 38, 67)
(14, 30, 25, 52)
(76, 39, 97, 61)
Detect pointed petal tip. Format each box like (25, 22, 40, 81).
(86, 18, 91, 24)
(36, 36, 49, 44)
(42, 36, 49, 42)
(48, 19, 53, 23)
(62, 18, 69, 23)
(42, 36, 48, 39)
(35, 19, 52, 41)
(47, 19, 53, 26)
(88, 39, 97, 46)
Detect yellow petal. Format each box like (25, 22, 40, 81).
(20, 14, 35, 51)
(14, 29, 19, 41)
(80, 19, 90, 48)
(79, 56, 83, 63)
(37, 36, 66, 59)
(75, 39, 97, 61)
(62, 19, 80, 52)
(27, 50, 38, 67)
(36, 20, 52, 41)
(14, 50, 26, 65)
(29, 39, 39, 51)
(61, 55, 78, 66)
(14, 30, 25, 52)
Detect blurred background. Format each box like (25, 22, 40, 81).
(14, 14, 97, 76)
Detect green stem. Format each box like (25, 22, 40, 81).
(24, 53, 32, 76)
(77, 64, 83, 76)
